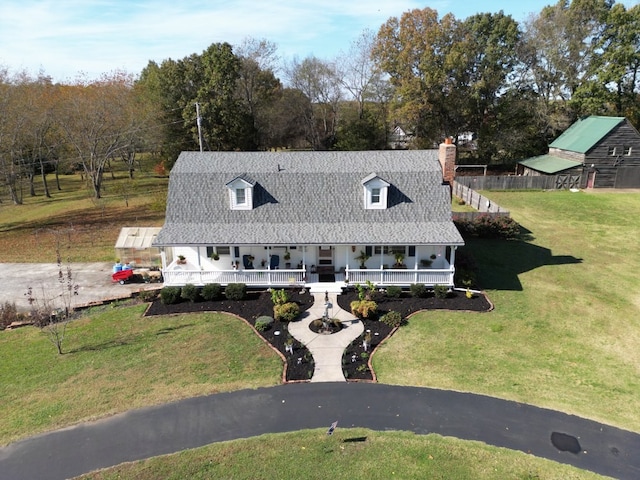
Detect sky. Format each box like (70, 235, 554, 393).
(1, 0, 638, 83)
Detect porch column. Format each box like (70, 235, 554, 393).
(450, 246, 457, 286)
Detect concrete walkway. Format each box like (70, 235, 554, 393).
(288, 292, 363, 382)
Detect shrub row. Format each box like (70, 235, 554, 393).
(454, 214, 520, 239)
(159, 283, 242, 305)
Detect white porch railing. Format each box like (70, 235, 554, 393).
(346, 268, 455, 287)
(162, 265, 454, 287)
(162, 268, 306, 287)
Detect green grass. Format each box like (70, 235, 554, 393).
(0, 304, 281, 445)
(0, 160, 167, 262)
(375, 190, 640, 431)
(75, 429, 608, 480)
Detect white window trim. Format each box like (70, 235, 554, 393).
(226, 178, 254, 210)
(362, 175, 390, 210)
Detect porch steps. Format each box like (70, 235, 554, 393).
(307, 282, 345, 294)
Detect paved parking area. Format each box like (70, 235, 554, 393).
(0, 263, 155, 312)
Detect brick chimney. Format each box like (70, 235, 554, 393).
(439, 137, 456, 189)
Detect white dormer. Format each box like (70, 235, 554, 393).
(226, 175, 256, 210)
(361, 173, 390, 210)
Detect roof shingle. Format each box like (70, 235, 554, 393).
(155, 150, 463, 246)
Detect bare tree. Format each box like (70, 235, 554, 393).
(285, 56, 342, 149)
(25, 244, 79, 355)
(56, 72, 137, 198)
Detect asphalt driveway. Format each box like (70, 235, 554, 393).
(1, 383, 638, 480)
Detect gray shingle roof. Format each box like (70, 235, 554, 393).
(154, 150, 464, 246)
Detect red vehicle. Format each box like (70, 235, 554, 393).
(112, 268, 134, 285)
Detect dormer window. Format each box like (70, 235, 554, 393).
(371, 188, 381, 204)
(226, 175, 255, 210)
(235, 188, 246, 205)
(361, 173, 390, 210)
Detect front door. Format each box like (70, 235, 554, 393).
(586, 171, 596, 188)
(317, 246, 334, 277)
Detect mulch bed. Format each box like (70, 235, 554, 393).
(337, 289, 492, 381)
(144, 288, 492, 382)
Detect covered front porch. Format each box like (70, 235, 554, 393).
(160, 244, 458, 289)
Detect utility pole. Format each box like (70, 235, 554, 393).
(195, 102, 204, 152)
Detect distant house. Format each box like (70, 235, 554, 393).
(388, 125, 414, 149)
(153, 144, 463, 290)
(517, 116, 640, 188)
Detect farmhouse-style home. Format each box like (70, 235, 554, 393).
(153, 143, 464, 291)
(517, 116, 640, 188)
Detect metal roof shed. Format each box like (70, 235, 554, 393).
(114, 227, 162, 268)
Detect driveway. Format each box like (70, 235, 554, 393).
(0, 263, 152, 312)
(0, 383, 638, 480)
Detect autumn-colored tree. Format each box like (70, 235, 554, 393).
(55, 72, 139, 198)
(373, 7, 521, 159)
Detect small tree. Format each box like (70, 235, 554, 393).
(25, 247, 79, 354)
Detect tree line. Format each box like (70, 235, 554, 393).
(1, 0, 639, 203)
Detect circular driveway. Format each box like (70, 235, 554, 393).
(1, 383, 638, 480)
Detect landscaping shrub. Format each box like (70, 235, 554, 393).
(254, 315, 274, 332)
(381, 310, 403, 327)
(0, 301, 20, 330)
(409, 283, 428, 298)
(386, 285, 402, 298)
(454, 214, 520, 239)
(180, 283, 199, 303)
(225, 283, 247, 301)
(434, 284, 449, 299)
(273, 302, 300, 322)
(160, 286, 182, 305)
(270, 288, 289, 305)
(350, 300, 377, 319)
(138, 290, 158, 303)
(201, 283, 222, 301)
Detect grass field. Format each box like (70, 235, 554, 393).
(0, 163, 166, 262)
(375, 190, 640, 432)
(1, 182, 638, 478)
(75, 429, 607, 480)
(0, 304, 281, 446)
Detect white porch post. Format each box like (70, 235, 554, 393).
(160, 249, 167, 270)
(450, 246, 457, 286)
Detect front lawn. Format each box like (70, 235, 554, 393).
(76, 429, 607, 480)
(0, 304, 281, 446)
(374, 190, 640, 431)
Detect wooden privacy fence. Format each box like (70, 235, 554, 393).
(452, 181, 510, 221)
(455, 174, 581, 190)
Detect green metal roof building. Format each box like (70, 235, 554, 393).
(518, 116, 640, 188)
